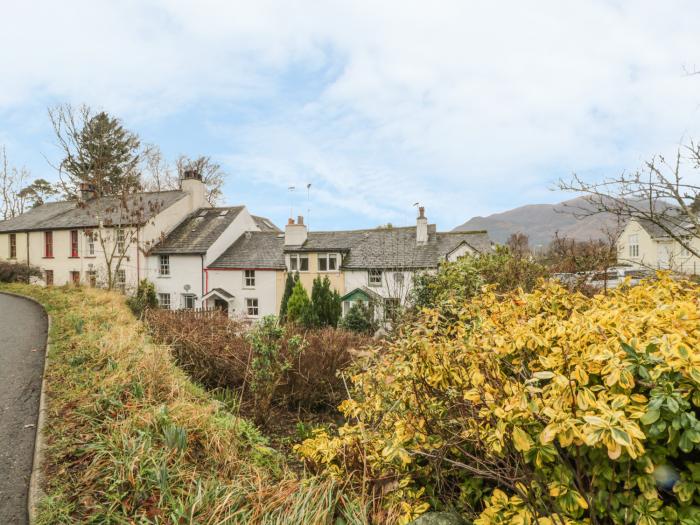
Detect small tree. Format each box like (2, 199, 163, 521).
(1, 145, 32, 220)
(286, 280, 313, 327)
(18, 179, 58, 208)
(339, 301, 375, 334)
(310, 276, 342, 327)
(279, 272, 299, 322)
(126, 279, 158, 318)
(505, 232, 530, 258)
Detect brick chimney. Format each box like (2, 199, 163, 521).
(181, 169, 207, 211)
(285, 215, 308, 246)
(416, 206, 428, 245)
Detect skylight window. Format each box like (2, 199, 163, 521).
(219, 210, 229, 217)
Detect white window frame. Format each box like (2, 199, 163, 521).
(628, 234, 639, 258)
(116, 269, 126, 292)
(159, 254, 170, 276)
(87, 231, 95, 256)
(289, 254, 309, 272)
(318, 253, 338, 272)
(368, 268, 383, 287)
(246, 297, 259, 317)
(244, 269, 256, 288)
(158, 293, 171, 309)
(182, 294, 196, 310)
(116, 229, 126, 254)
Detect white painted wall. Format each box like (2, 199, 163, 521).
(206, 268, 280, 318)
(147, 254, 204, 308)
(344, 268, 417, 305)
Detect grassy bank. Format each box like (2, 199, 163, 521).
(1, 284, 370, 524)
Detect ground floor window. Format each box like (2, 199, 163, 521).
(384, 298, 401, 322)
(182, 294, 196, 309)
(158, 293, 171, 309)
(116, 269, 126, 292)
(246, 298, 259, 316)
(86, 270, 97, 287)
(45, 270, 53, 286)
(70, 271, 81, 285)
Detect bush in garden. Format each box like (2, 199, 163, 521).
(125, 278, 158, 317)
(311, 275, 342, 328)
(0, 260, 42, 283)
(286, 279, 314, 326)
(297, 275, 700, 524)
(339, 301, 376, 335)
(411, 246, 548, 310)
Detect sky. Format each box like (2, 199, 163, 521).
(2, 1, 700, 231)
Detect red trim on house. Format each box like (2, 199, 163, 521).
(205, 267, 282, 271)
(205, 268, 209, 294)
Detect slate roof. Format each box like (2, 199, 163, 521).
(635, 218, 672, 239)
(203, 288, 234, 300)
(209, 231, 286, 269)
(0, 190, 188, 233)
(209, 225, 491, 271)
(150, 207, 244, 255)
(253, 215, 281, 232)
(289, 225, 492, 269)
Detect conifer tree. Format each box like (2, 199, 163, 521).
(286, 280, 313, 326)
(279, 272, 298, 322)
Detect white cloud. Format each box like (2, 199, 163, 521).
(2, 0, 700, 227)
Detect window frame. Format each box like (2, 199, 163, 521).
(116, 269, 126, 292)
(44, 231, 53, 258)
(86, 231, 95, 256)
(158, 293, 171, 310)
(245, 297, 259, 317)
(116, 229, 126, 254)
(182, 294, 196, 310)
(9, 233, 16, 259)
(70, 229, 79, 257)
(318, 253, 338, 272)
(159, 254, 170, 276)
(288, 254, 309, 272)
(45, 270, 53, 286)
(244, 269, 256, 288)
(628, 234, 639, 258)
(70, 271, 81, 285)
(368, 268, 383, 287)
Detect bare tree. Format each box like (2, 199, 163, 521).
(558, 143, 700, 258)
(506, 232, 530, 258)
(0, 146, 31, 220)
(141, 145, 178, 192)
(176, 155, 226, 205)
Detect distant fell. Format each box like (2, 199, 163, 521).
(454, 197, 619, 246)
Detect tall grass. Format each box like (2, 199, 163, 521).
(1, 284, 377, 524)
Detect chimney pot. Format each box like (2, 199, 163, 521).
(183, 169, 202, 181)
(297, 215, 304, 225)
(418, 206, 425, 219)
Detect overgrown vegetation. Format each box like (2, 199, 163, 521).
(125, 278, 158, 317)
(0, 259, 42, 283)
(2, 283, 377, 524)
(339, 301, 377, 335)
(298, 275, 700, 524)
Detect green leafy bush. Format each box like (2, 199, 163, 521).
(339, 301, 376, 335)
(125, 278, 158, 318)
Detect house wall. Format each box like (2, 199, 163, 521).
(206, 268, 282, 318)
(616, 220, 658, 269)
(446, 243, 475, 262)
(148, 254, 204, 308)
(280, 252, 345, 299)
(344, 268, 417, 305)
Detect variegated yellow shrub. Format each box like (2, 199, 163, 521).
(296, 276, 700, 524)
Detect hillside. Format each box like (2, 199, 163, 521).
(454, 196, 619, 246)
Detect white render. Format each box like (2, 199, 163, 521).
(145, 207, 260, 308)
(206, 268, 280, 319)
(344, 268, 417, 306)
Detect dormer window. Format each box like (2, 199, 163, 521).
(318, 253, 338, 272)
(628, 234, 639, 258)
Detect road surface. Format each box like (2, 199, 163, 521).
(0, 293, 48, 525)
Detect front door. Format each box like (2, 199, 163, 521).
(214, 298, 228, 314)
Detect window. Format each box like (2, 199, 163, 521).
(9, 234, 16, 258)
(116, 269, 126, 292)
(70, 271, 80, 285)
(86, 270, 97, 287)
(87, 231, 95, 256)
(182, 294, 196, 309)
(159, 255, 170, 276)
(70, 230, 79, 257)
(318, 253, 338, 272)
(628, 234, 639, 258)
(246, 298, 259, 316)
(45, 270, 53, 286)
(289, 254, 309, 272)
(368, 268, 382, 286)
(116, 229, 126, 254)
(384, 298, 401, 322)
(44, 231, 53, 258)
(244, 269, 255, 287)
(158, 293, 171, 309)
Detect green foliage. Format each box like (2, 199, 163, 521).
(411, 246, 548, 310)
(311, 276, 342, 328)
(18, 178, 59, 208)
(279, 272, 299, 322)
(126, 279, 158, 318)
(0, 260, 42, 283)
(246, 316, 304, 423)
(339, 301, 376, 335)
(286, 279, 314, 326)
(299, 276, 700, 524)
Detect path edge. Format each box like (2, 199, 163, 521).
(0, 291, 50, 525)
